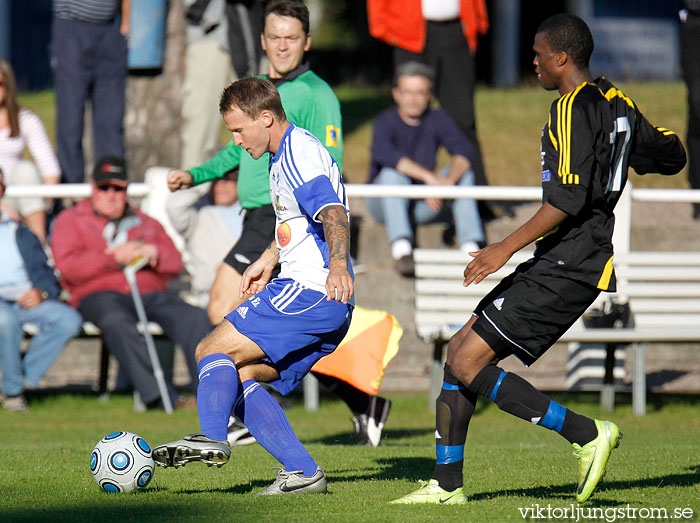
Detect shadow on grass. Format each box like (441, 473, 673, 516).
(5, 503, 199, 523)
(174, 481, 270, 495)
(469, 466, 700, 504)
(305, 426, 434, 446)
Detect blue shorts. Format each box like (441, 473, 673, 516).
(225, 278, 353, 395)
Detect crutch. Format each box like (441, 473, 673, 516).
(123, 256, 174, 414)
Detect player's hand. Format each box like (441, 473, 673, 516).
(325, 264, 353, 304)
(463, 241, 512, 287)
(240, 259, 273, 298)
(167, 170, 194, 192)
(17, 288, 45, 309)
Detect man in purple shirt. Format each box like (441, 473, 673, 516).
(367, 61, 484, 277)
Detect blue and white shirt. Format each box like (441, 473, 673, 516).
(269, 124, 353, 296)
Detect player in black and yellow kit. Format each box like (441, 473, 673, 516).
(393, 14, 686, 505)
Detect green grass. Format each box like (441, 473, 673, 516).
(1, 392, 698, 522)
(18, 81, 690, 187)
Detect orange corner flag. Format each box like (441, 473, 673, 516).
(311, 306, 403, 395)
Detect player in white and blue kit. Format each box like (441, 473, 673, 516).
(154, 77, 354, 496)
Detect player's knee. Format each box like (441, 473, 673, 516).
(237, 365, 255, 382)
(194, 337, 216, 363)
(447, 341, 495, 388)
(448, 357, 481, 388)
(207, 300, 224, 326)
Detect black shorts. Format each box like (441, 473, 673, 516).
(223, 204, 277, 274)
(471, 260, 601, 366)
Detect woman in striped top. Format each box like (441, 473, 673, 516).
(0, 59, 61, 245)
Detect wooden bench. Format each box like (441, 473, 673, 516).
(414, 248, 700, 415)
(23, 321, 171, 400)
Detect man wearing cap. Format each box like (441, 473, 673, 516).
(50, 156, 212, 409)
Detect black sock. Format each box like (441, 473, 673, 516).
(561, 411, 598, 446)
(312, 372, 370, 415)
(469, 365, 596, 445)
(432, 364, 477, 492)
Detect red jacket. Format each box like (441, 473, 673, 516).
(367, 0, 489, 54)
(51, 199, 183, 307)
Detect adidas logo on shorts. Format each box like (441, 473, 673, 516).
(493, 297, 505, 311)
(237, 306, 249, 319)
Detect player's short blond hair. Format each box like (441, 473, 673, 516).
(219, 77, 287, 122)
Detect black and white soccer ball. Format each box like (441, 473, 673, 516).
(90, 431, 155, 493)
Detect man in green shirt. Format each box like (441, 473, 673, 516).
(168, 0, 342, 325)
(167, 0, 391, 448)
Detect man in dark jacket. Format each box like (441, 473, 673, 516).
(0, 168, 82, 412)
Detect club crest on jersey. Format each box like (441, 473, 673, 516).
(326, 125, 340, 148)
(541, 169, 551, 182)
(237, 306, 249, 319)
(251, 297, 261, 308)
(277, 222, 291, 247)
(493, 297, 505, 311)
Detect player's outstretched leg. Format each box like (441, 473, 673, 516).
(390, 364, 473, 504)
(235, 379, 327, 495)
(468, 364, 621, 502)
(154, 353, 240, 468)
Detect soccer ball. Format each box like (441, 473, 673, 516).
(90, 431, 155, 493)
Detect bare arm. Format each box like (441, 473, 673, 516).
(318, 204, 353, 303)
(120, 0, 131, 35)
(443, 154, 471, 184)
(239, 241, 280, 298)
(395, 157, 437, 183)
(464, 202, 568, 286)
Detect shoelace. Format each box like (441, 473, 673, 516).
(271, 467, 304, 480)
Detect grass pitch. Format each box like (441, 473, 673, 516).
(1, 392, 698, 522)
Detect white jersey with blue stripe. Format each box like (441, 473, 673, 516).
(269, 124, 354, 297)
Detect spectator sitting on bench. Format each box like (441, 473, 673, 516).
(166, 167, 243, 308)
(367, 61, 485, 277)
(50, 156, 212, 410)
(0, 167, 82, 412)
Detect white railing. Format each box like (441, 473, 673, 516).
(8, 165, 700, 263)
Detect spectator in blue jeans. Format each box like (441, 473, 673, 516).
(0, 168, 82, 412)
(367, 61, 484, 277)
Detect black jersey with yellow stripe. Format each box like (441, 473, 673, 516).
(534, 77, 686, 292)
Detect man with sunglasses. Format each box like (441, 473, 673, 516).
(50, 156, 212, 410)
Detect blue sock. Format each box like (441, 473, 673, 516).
(234, 379, 317, 476)
(196, 353, 240, 441)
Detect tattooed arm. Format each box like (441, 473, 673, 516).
(239, 241, 280, 298)
(318, 204, 354, 304)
